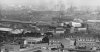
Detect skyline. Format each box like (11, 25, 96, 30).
(0, 0, 100, 10)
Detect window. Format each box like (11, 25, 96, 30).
(87, 43, 90, 45)
(28, 42, 31, 44)
(86, 39, 89, 41)
(32, 42, 35, 44)
(89, 39, 92, 42)
(79, 39, 83, 41)
(82, 39, 85, 41)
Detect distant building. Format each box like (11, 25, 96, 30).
(23, 37, 43, 47)
(1, 44, 20, 52)
(75, 27, 87, 33)
(64, 22, 70, 25)
(0, 28, 12, 32)
(87, 20, 100, 33)
(73, 18, 83, 23)
(87, 20, 100, 28)
(22, 37, 51, 48)
(58, 23, 64, 27)
(70, 27, 75, 33)
(55, 27, 65, 34)
(49, 38, 75, 49)
(10, 29, 24, 34)
(69, 22, 82, 28)
(87, 20, 100, 22)
(61, 38, 75, 49)
(49, 39, 62, 49)
(68, 21, 87, 33)
(47, 29, 55, 33)
(23, 37, 43, 44)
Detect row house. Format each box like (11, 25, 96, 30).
(66, 35, 100, 49)
(76, 37, 100, 49)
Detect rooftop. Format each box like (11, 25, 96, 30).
(0, 19, 34, 24)
(87, 20, 100, 22)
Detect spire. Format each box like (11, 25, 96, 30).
(56, 0, 65, 22)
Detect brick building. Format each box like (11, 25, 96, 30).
(76, 37, 100, 49)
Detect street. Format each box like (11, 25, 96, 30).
(19, 46, 73, 52)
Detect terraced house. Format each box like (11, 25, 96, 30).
(76, 37, 100, 49)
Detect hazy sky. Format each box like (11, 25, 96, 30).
(0, 0, 100, 10)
